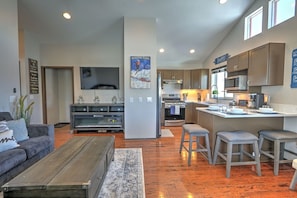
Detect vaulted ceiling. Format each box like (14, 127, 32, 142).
(17, 0, 255, 68)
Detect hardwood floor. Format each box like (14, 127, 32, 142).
(54, 125, 297, 198)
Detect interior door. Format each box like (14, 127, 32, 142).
(41, 66, 74, 124)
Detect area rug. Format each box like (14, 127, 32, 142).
(98, 148, 145, 198)
(161, 129, 174, 137)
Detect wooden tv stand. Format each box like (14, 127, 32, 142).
(70, 103, 124, 133)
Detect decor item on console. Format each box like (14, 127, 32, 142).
(78, 95, 84, 104)
(12, 95, 34, 126)
(94, 96, 100, 103)
(0, 112, 54, 187)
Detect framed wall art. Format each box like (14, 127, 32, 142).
(28, 58, 39, 94)
(130, 56, 151, 88)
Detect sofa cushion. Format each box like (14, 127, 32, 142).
(0, 121, 9, 132)
(7, 118, 29, 142)
(0, 129, 20, 152)
(19, 136, 52, 159)
(0, 148, 27, 175)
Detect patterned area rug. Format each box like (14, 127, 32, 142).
(98, 148, 145, 198)
(161, 129, 174, 137)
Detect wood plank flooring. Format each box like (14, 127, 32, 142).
(54, 125, 297, 198)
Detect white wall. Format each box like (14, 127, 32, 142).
(124, 17, 157, 139)
(0, 0, 20, 112)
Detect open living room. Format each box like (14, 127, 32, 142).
(1, 0, 297, 197)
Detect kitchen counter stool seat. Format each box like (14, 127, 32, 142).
(213, 131, 261, 178)
(258, 130, 297, 176)
(290, 159, 297, 190)
(179, 124, 212, 166)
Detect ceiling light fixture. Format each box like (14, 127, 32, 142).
(159, 48, 165, 53)
(219, 0, 227, 4)
(189, 49, 195, 54)
(63, 12, 71, 19)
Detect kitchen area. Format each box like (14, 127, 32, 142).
(158, 42, 297, 160)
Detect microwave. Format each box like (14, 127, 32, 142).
(225, 75, 247, 91)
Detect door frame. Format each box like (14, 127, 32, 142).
(41, 66, 74, 124)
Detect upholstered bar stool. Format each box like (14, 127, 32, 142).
(213, 131, 261, 178)
(179, 124, 212, 166)
(258, 130, 297, 176)
(289, 159, 297, 190)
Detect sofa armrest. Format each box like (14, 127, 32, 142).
(27, 124, 55, 143)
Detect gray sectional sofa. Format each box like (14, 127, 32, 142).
(0, 112, 55, 187)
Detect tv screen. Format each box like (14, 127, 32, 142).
(80, 67, 119, 90)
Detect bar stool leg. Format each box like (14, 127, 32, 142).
(213, 136, 221, 164)
(239, 144, 244, 161)
(274, 140, 280, 176)
(258, 134, 264, 154)
(179, 128, 185, 153)
(226, 142, 233, 178)
(253, 141, 262, 176)
(188, 134, 193, 166)
(290, 170, 297, 190)
(205, 134, 212, 164)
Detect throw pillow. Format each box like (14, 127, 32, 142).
(7, 118, 29, 142)
(0, 129, 20, 152)
(0, 121, 8, 133)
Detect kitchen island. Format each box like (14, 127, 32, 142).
(196, 107, 297, 157)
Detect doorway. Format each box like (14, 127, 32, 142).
(41, 66, 74, 125)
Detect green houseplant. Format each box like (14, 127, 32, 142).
(13, 95, 34, 126)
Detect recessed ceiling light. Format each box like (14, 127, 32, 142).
(159, 48, 165, 53)
(219, 0, 227, 4)
(189, 49, 195, 54)
(63, 12, 71, 19)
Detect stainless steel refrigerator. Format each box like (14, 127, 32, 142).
(156, 73, 162, 138)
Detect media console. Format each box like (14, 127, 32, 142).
(70, 103, 124, 133)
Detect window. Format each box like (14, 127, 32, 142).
(244, 7, 263, 40)
(211, 67, 233, 99)
(268, 0, 295, 29)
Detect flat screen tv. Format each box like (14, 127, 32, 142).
(80, 67, 119, 90)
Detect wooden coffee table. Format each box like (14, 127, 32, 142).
(2, 136, 115, 198)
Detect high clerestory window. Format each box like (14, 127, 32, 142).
(268, 0, 295, 29)
(244, 6, 263, 40)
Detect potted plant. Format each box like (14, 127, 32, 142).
(13, 95, 34, 126)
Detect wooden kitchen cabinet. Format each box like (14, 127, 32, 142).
(191, 69, 209, 89)
(248, 43, 285, 86)
(227, 51, 249, 73)
(185, 103, 193, 123)
(185, 103, 208, 124)
(159, 70, 184, 80)
(182, 70, 191, 89)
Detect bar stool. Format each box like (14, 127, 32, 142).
(179, 124, 212, 166)
(258, 130, 297, 176)
(213, 131, 261, 178)
(290, 159, 297, 190)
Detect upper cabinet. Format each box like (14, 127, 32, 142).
(158, 69, 209, 90)
(227, 51, 249, 73)
(248, 43, 285, 86)
(191, 69, 209, 90)
(159, 70, 184, 80)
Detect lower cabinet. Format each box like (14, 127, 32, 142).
(185, 103, 208, 124)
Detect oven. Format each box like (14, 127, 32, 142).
(162, 94, 185, 126)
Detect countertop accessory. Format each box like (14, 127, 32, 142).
(112, 96, 117, 104)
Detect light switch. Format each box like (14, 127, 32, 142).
(147, 97, 152, 102)
(130, 97, 134, 103)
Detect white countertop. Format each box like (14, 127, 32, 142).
(196, 107, 297, 118)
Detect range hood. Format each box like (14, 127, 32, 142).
(163, 79, 183, 84)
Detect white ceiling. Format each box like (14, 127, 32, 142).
(17, 0, 255, 68)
